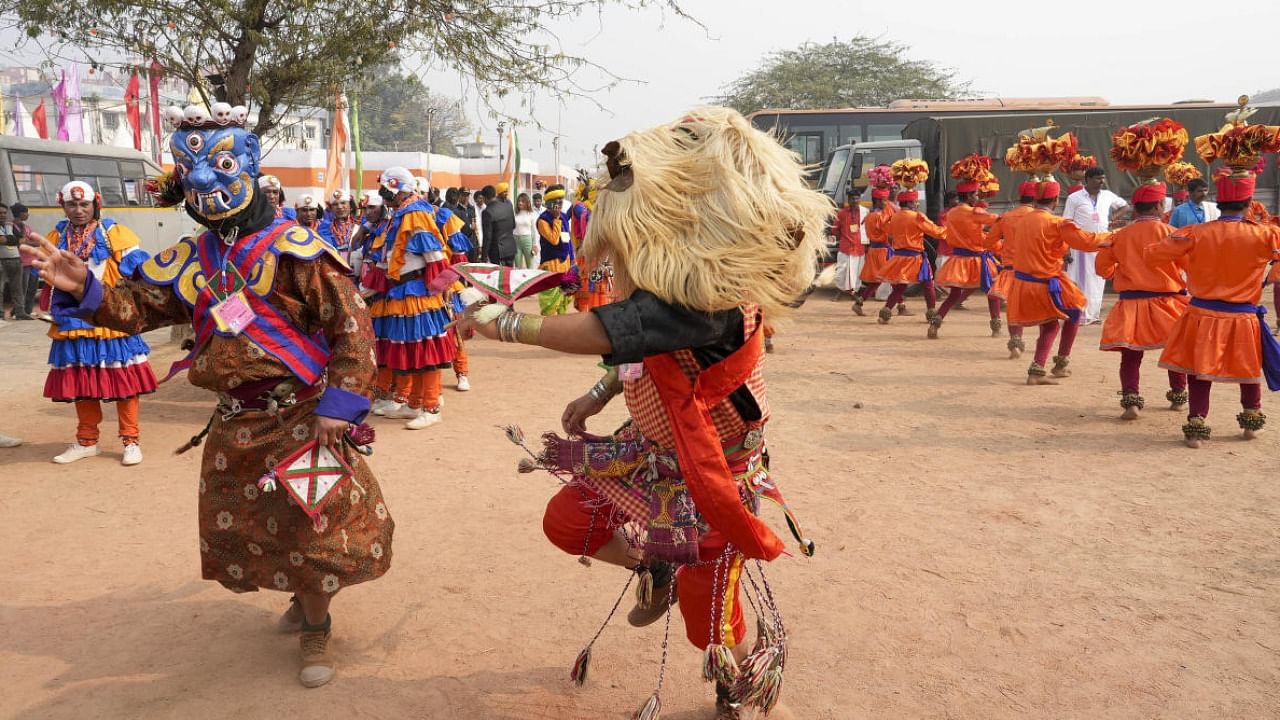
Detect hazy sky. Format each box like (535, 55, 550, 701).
(420, 0, 1277, 171)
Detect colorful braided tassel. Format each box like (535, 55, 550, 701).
(635, 567, 654, 610)
(632, 693, 661, 720)
(701, 643, 739, 685)
(757, 667, 784, 714)
(570, 646, 591, 687)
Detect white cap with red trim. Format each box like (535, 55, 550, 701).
(58, 180, 99, 205)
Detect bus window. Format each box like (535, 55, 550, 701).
(96, 176, 127, 206)
(70, 157, 120, 177)
(820, 148, 851, 195)
(784, 132, 824, 166)
(118, 162, 152, 206)
(867, 124, 903, 142)
(11, 151, 71, 206)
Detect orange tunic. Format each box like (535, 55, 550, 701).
(1148, 219, 1280, 383)
(1004, 209, 1106, 326)
(1094, 217, 1188, 351)
(936, 203, 999, 290)
(859, 204, 896, 284)
(985, 204, 1034, 301)
(878, 209, 945, 284)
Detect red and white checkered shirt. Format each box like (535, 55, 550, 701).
(622, 306, 769, 449)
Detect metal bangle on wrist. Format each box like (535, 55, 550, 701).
(494, 310, 544, 345)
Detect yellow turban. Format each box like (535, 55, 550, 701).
(544, 188, 566, 201)
(496, 182, 509, 194)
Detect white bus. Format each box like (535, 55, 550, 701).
(0, 136, 196, 253)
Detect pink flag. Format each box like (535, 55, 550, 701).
(53, 66, 84, 143)
(124, 72, 142, 150)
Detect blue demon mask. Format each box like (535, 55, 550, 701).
(170, 125, 260, 221)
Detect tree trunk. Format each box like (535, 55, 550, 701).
(222, 0, 270, 108)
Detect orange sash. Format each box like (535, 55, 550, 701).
(643, 323, 783, 561)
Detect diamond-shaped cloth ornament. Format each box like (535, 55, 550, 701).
(274, 440, 354, 522)
(428, 262, 564, 305)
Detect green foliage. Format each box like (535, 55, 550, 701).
(1, 0, 697, 136)
(716, 36, 972, 116)
(356, 65, 470, 155)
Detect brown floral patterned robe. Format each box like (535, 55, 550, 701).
(86, 239, 393, 595)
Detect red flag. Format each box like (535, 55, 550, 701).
(148, 60, 163, 163)
(31, 99, 48, 139)
(124, 71, 142, 150)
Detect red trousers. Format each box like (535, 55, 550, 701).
(543, 484, 747, 650)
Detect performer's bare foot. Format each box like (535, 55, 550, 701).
(1050, 355, 1072, 378)
(926, 318, 941, 339)
(1026, 374, 1058, 386)
(1183, 417, 1210, 448)
(1121, 406, 1140, 421)
(851, 300, 865, 316)
(1237, 410, 1265, 440)
(1008, 348, 1022, 359)
(897, 304, 913, 316)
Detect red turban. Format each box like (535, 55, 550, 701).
(1017, 180, 1038, 198)
(897, 190, 919, 202)
(1037, 181, 1060, 201)
(955, 181, 979, 193)
(1173, 189, 1189, 201)
(871, 188, 891, 200)
(1216, 173, 1256, 202)
(1131, 182, 1167, 204)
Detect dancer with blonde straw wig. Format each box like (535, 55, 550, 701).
(457, 106, 825, 720)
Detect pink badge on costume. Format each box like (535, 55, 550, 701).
(211, 291, 257, 335)
(618, 363, 644, 381)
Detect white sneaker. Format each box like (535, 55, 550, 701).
(371, 399, 392, 416)
(383, 403, 420, 420)
(53, 442, 101, 464)
(455, 375, 471, 392)
(405, 409, 441, 430)
(121, 443, 143, 466)
(0, 433, 22, 448)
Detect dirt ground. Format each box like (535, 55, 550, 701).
(2, 292, 1279, 720)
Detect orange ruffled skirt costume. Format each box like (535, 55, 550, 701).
(1099, 294, 1189, 351)
(878, 254, 928, 285)
(1005, 272, 1086, 327)
(934, 253, 999, 290)
(860, 246, 890, 284)
(1159, 306, 1265, 383)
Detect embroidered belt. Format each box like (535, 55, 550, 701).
(216, 379, 323, 420)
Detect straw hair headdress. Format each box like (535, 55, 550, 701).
(582, 106, 831, 319)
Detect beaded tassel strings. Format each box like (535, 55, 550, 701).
(732, 560, 788, 714)
(569, 571, 635, 687)
(632, 581, 676, 720)
(702, 545, 740, 687)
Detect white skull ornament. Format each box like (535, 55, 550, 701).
(163, 106, 186, 130)
(211, 102, 233, 125)
(183, 105, 210, 126)
(230, 106, 248, 125)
